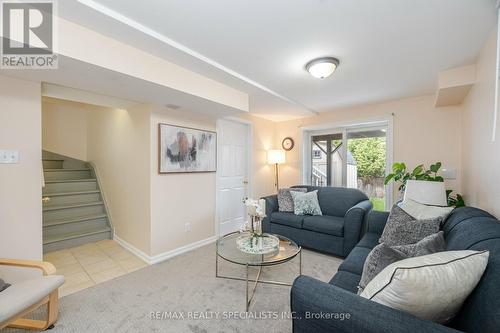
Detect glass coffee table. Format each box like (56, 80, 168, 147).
(216, 231, 302, 311)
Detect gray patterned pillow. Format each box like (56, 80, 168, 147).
(358, 243, 408, 294)
(290, 190, 322, 216)
(359, 231, 446, 294)
(278, 188, 307, 212)
(393, 231, 446, 257)
(379, 204, 441, 246)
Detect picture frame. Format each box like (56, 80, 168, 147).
(158, 123, 217, 173)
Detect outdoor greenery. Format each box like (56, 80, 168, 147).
(370, 197, 385, 211)
(347, 137, 386, 178)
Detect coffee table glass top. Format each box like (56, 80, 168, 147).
(217, 232, 301, 266)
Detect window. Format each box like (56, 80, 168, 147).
(304, 122, 391, 211)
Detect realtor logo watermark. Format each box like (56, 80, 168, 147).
(1, 0, 57, 69)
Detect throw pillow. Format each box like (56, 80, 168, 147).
(360, 250, 489, 323)
(379, 204, 441, 246)
(0, 278, 11, 292)
(277, 188, 307, 212)
(290, 190, 322, 216)
(399, 198, 454, 221)
(358, 243, 408, 294)
(393, 231, 446, 257)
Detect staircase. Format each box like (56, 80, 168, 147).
(42, 151, 112, 253)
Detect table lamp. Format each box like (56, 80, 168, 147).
(403, 180, 447, 206)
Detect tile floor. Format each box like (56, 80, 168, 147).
(43, 240, 148, 297)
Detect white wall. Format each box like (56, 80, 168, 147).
(237, 113, 276, 198)
(86, 104, 152, 255)
(274, 95, 463, 196)
(42, 98, 88, 161)
(150, 107, 217, 256)
(0, 75, 42, 260)
(461, 28, 500, 217)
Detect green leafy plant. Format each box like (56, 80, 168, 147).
(446, 190, 465, 208)
(384, 161, 466, 207)
(384, 162, 444, 192)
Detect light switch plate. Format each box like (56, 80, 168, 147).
(441, 168, 457, 180)
(0, 150, 19, 164)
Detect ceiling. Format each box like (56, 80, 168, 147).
(2, 55, 242, 118)
(57, 0, 496, 121)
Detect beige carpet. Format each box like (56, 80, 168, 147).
(5, 243, 342, 333)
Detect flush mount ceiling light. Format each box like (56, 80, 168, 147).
(305, 57, 340, 79)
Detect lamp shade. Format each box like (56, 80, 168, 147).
(403, 180, 447, 206)
(267, 149, 286, 164)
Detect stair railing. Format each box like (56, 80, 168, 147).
(87, 161, 114, 237)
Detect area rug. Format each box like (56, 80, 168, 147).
(5, 243, 342, 333)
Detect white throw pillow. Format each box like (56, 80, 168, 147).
(360, 250, 489, 323)
(399, 198, 454, 220)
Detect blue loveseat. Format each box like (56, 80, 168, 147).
(291, 206, 500, 333)
(262, 186, 372, 257)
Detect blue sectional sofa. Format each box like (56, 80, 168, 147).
(291, 206, 500, 333)
(262, 186, 372, 257)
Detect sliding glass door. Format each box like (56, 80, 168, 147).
(345, 127, 387, 211)
(311, 133, 343, 187)
(307, 123, 390, 211)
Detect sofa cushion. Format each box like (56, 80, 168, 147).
(358, 243, 408, 293)
(393, 231, 446, 257)
(278, 187, 307, 212)
(329, 270, 360, 294)
(360, 250, 489, 324)
(399, 198, 454, 220)
(302, 215, 343, 236)
(380, 205, 441, 246)
(356, 232, 380, 250)
(270, 212, 304, 229)
(292, 186, 368, 217)
(338, 246, 371, 275)
(291, 190, 323, 216)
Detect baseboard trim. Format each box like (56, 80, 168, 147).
(113, 233, 217, 265)
(149, 236, 217, 265)
(113, 234, 151, 264)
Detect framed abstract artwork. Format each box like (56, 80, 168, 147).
(158, 123, 217, 173)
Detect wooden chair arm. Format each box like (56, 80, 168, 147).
(0, 258, 56, 276)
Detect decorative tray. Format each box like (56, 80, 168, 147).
(236, 233, 280, 255)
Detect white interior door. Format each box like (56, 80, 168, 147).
(217, 119, 249, 236)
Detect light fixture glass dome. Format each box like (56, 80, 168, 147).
(305, 57, 339, 79)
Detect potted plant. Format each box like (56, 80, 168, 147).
(243, 198, 266, 236)
(384, 162, 465, 207)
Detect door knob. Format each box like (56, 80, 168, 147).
(42, 197, 50, 204)
(243, 180, 249, 184)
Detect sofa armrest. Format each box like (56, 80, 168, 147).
(291, 275, 461, 333)
(366, 210, 390, 236)
(262, 195, 278, 232)
(343, 200, 372, 256)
